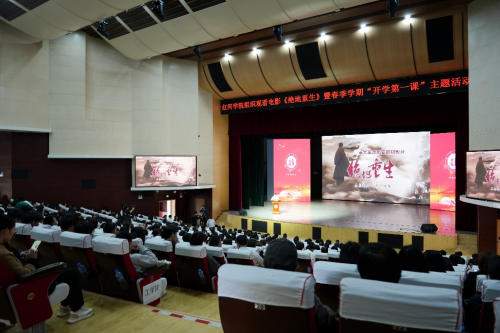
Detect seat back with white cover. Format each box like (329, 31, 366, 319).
(227, 248, 254, 266)
(328, 249, 340, 262)
(313, 250, 328, 262)
(477, 274, 488, 293)
(30, 227, 64, 267)
(145, 238, 179, 286)
(399, 271, 462, 291)
(0, 255, 68, 331)
(493, 297, 500, 333)
(218, 265, 317, 333)
(207, 219, 215, 228)
(222, 244, 234, 254)
(206, 246, 226, 266)
(59, 231, 101, 293)
(175, 243, 213, 293)
(339, 278, 462, 332)
(92, 237, 166, 305)
(313, 261, 360, 310)
(479, 280, 500, 333)
(297, 250, 315, 273)
(10, 223, 32, 250)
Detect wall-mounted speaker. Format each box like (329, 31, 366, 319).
(312, 227, 322, 240)
(426, 15, 454, 63)
(82, 179, 96, 189)
(273, 223, 281, 235)
(11, 169, 28, 179)
(241, 218, 248, 230)
(207, 62, 232, 92)
(295, 42, 327, 80)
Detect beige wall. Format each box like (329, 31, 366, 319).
(468, 0, 500, 150)
(212, 97, 229, 219)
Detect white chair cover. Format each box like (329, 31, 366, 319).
(477, 274, 488, 292)
(218, 264, 315, 309)
(399, 271, 462, 291)
(493, 297, 500, 333)
(175, 243, 207, 258)
(313, 261, 359, 285)
(206, 246, 224, 258)
(297, 250, 315, 261)
(145, 239, 173, 252)
(340, 278, 462, 332)
(93, 232, 116, 238)
(327, 249, 340, 259)
(15, 223, 32, 235)
(30, 226, 61, 243)
(222, 244, 236, 253)
(60, 232, 93, 248)
(92, 237, 129, 255)
(207, 219, 215, 228)
(227, 248, 254, 260)
(482, 280, 500, 302)
(313, 250, 328, 261)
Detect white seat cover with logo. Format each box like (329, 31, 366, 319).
(297, 250, 315, 261)
(482, 280, 500, 302)
(400, 270, 462, 291)
(175, 242, 207, 258)
(15, 223, 32, 235)
(206, 246, 224, 258)
(227, 248, 254, 260)
(493, 297, 500, 333)
(476, 275, 488, 292)
(145, 239, 173, 252)
(92, 237, 129, 255)
(313, 250, 328, 261)
(31, 226, 61, 243)
(313, 261, 359, 285)
(60, 231, 92, 248)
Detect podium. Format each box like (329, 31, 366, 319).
(272, 201, 280, 214)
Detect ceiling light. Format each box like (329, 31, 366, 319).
(152, 0, 165, 22)
(253, 47, 258, 51)
(224, 53, 229, 57)
(321, 32, 326, 36)
(285, 40, 290, 44)
(361, 24, 367, 28)
(273, 25, 283, 42)
(193, 45, 202, 59)
(97, 20, 109, 38)
(405, 15, 411, 19)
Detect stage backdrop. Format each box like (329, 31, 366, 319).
(322, 132, 430, 204)
(271, 139, 311, 202)
(430, 133, 456, 211)
(466, 151, 500, 202)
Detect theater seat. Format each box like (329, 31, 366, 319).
(0, 257, 68, 331)
(30, 227, 64, 266)
(313, 250, 328, 262)
(399, 270, 462, 291)
(493, 297, 500, 333)
(175, 243, 214, 293)
(145, 238, 179, 287)
(206, 245, 226, 266)
(59, 232, 102, 294)
(297, 250, 315, 273)
(313, 261, 359, 311)
(218, 265, 317, 333)
(477, 274, 488, 293)
(339, 278, 462, 332)
(92, 237, 168, 305)
(222, 244, 235, 254)
(226, 248, 254, 265)
(10, 223, 32, 250)
(478, 280, 500, 333)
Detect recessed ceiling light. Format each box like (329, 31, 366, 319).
(225, 53, 229, 57)
(321, 32, 326, 36)
(361, 24, 367, 28)
(253, 47, 258, 51)
(405, 15, 411, 19)
(285, 40, 290, 44)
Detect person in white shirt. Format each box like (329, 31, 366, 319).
(236, 235, 264, 267)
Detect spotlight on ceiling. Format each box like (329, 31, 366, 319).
(97, 20, 109, 38)
(285, 40, 290, 44)
(387, 0, 399, 17)
(273, 25, 282, 42)
(321, 32, 326, 36)
(193, 45, 202, 59)
(152, 0, 165, 21)
(224, 53, 229, 57)
(253, 47, 258, 52)
(360, 24, 367, 28)
(405, 15, 411, 19)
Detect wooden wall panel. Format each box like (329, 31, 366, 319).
(411, 7, 466, 75)
(257, 44, 305, 93)
(226, 51, 275, 96)
(325, 28, 375, 85)
(365, 20, 416, 80)
(289, 37, 339, 89)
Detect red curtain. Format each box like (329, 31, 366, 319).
(228, 92, 476, 232)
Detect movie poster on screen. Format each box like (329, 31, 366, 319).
(273, 139, 311, 202)
(135, 156, 197, 187)
(322, 132, 430, 204)
(466, 151, 500, 202)
(430, 133, 456, 211)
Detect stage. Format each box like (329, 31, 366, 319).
(222, 200, 459, 253)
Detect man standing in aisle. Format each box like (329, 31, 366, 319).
(199, 205, 209, 227)
(191, 211, 199, 227)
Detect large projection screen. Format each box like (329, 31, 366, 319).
(273, 139, 311, 202)
(135, 156, 197, 187)
(322, 132, 430, 204)
(466, 150, 500, 202)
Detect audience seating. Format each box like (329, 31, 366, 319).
(145, 238, 179, 287)
(399, 271, 462, 292)
(206, 245, 226, 266)
(478, 280, 500, 333)
(226, 248, 254, 266)
(476, 274, 488, 293)
(493, 297, 500, 333)
(339, 277, 463, 332)
(92, 237, 167, 305)
(313, 250, 328, 262)
(297, 250, 315, 273)
(10, 223, 32, 250)
(175, 242, 214, 293)
(221, 244, 234, 254)
(313, 261, 359, 310)
(327, 249, 340, 262)
(30, 226, 64, 267)
(218, 264, 317, 333)
(0, 257, 69, 331)
(59, 231, 102, 293)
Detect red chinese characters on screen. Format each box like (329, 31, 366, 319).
(486, 171, 500, 185)
(347, 159, 395, 179)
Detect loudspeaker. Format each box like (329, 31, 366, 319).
(426, 16, 454, 63)
(312, 227, 321, 241)
(295, 42, 327, 80)
(252, 220, 267, 233)
(11, 169, 28, 179)
(359, 231, 369, 245)
(273, 223, 281, 235)
(239, 209, 247, 216)
(207, 62, 232, 92)
(420, 224, 438, 233)
(241, 218, 248, 230)
(412, 235, 424, 251)
(378, 233, 404, 249)
(82, 179, 96, 189)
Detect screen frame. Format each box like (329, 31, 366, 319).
(465, 149, 500, 203)
(133, 155, 198, 188)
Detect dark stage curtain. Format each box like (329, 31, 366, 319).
(241, 136, 265, 209)
(228, 92, 477, 232)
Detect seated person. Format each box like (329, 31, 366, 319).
(455, 251, 466, 265)
(357, 243, 401, 283)
(74, 221, 96, 235)
(208, 235, 222, 247)
(7, 209, 23, 223)
(161, 225, 179, 251)
(463, 252, 495, 302)
(424, 250, 447, 273)
(21, 211, 43, 227)
(296, 242, 304, 250)
(59, 214, 80, 232)
(222, 237, 233, 246)
(102, 221, 118, 235)
(189, 232, 220, 275)
(448, 254, 460, 266)
(0, 215, 93, 323)
(236, 235, 264, 267)
(321, 246, 328, 254)
(465, 255, 500, 333)
(182, 233, 191, 243)
(264, 238, 338, 333)
(398, 245, 429, 273)
(43, 215, 58, 227)
(338, 241, 360, 264)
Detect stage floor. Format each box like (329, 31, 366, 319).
(229, 200, 456, 236)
